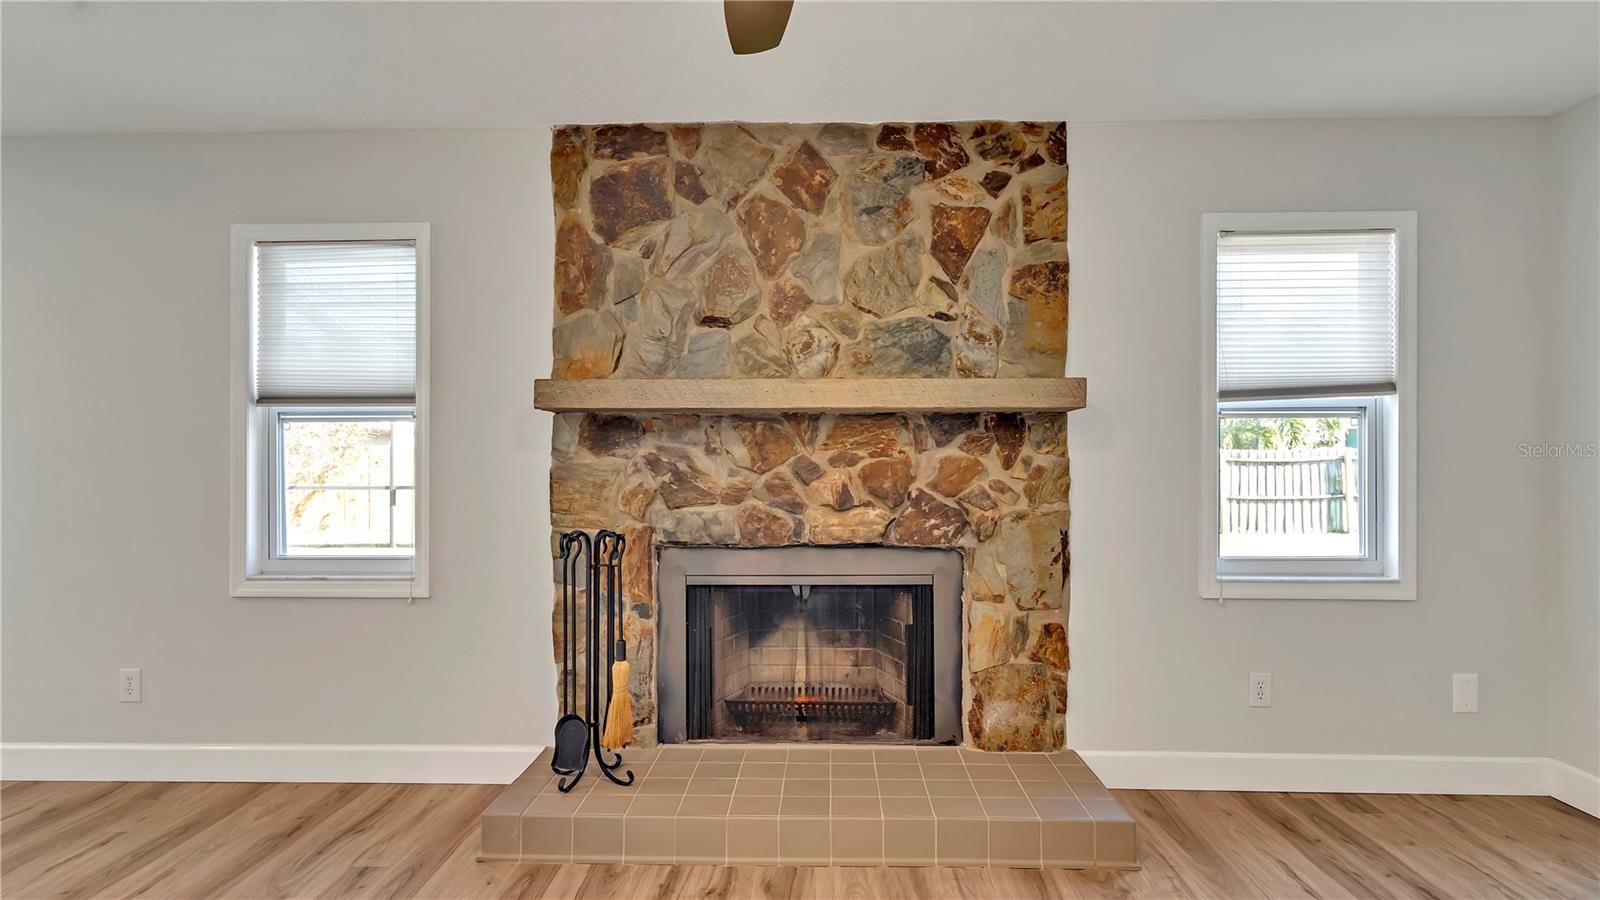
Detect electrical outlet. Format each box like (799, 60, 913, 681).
(1452, 673, 1478, 713)
(1248, 672, 1272, 707)
(119, 668, 142, 703)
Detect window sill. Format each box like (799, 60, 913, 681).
(1201, 576, 1414, 601)
(231, 577, 428, 599)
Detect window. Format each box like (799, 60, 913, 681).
(231, 224, 429, 597)
(1200, 213, 1415, 599)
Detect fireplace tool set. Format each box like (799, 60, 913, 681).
(552, 529, 635, 793)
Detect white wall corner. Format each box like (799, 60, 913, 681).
(0, 743, 544, 785)
(1547, 758, 1600, 818)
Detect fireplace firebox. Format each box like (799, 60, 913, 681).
(657, 546, 962, 745)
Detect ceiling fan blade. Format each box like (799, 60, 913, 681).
(724, 0, 794, 55)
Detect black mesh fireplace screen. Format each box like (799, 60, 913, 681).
(685, 583, 935, 742)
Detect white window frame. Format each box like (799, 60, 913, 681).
(1199, 211, 1416, 600)
(230, 223, 431, 598)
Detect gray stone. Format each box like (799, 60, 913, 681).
(552, 310, 623, 379)
(961, 245, 1007, 325)
(840, 316, 952, 377)
(696, 251, 761, 327)
(792, 231, 841, 304)
(617, 280, 694, 377)
(698, 124, 775, 209)
(676, 329, 730, 378)
(732, 329, 793, 378)
(953, 308, 1001, 378)
(845, 155, 924, 244)
(649, 507, 738, 544)
(816, 123, 872, 155)
(785, 317, 840, 378)
(652, 206, 734, 279)
(844, 233, 924, 318)
(610, 255, 646, 305)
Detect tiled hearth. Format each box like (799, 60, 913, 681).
(481, 745, 1136, 869)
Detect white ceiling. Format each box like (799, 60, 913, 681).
(3, 1, 1596, 136)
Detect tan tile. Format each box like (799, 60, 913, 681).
(831, 796, 882, 818)
(967, 764, 1015, 781)
(527, 794, 585, 815)
(740, 762, 785, 778)
(779, 818, 830, 865)
(1013, 765, 1064, 782)
(1059, 765, 1101, 784)
(743, 748, 788, 762)
(1047, 749, 1085, 766)
(485, 791, 534, 817)
(734, 778, 784, 797)
(785, 763, 829, 779)
(480, 811, 521, 858)
(521, 814, 572, 862)
(729, 795, 781, 817)
(883, 817, 936, 865)
(675, 817, 727, 864)
(1082, 795, 1133, 822)
(572, 816, 624, 863)
(830, 748, 876, 763)
(638, 778, 689, 795)
(1002, 752, 1048, 761)
(930, 796, 985, 817)
(626, 794, 683, 817)
(695, 762, 741, 779)
(879, 780, 928, 797)
(700, 747, 745, 762)
(989, 818, 1041, 868)
(874, 747, 920, 762)
(784, 779, 829, 797)
(832, 817, 883, 866)
(620, 746, 659, 761)
(926, 780, 978, 798)
(685, 777, 736, 796)
(1096, 820, 1138, 867)
(831, 779, 877, 797)
(647, 761, 697, 779)
(921, 764, 967, 780)
(1074, 780, 1113, 801)
(656, 746, 703, 762)
(936, 818, 987, 866)
(958, 747, 994, 762)
(678, 795, 732, 817)
(726, 817, 780, 864)
(787, 748, 831, 763)
(880, 796, 934, 818)
(1031, 798, 1092, 822)
(623, 816, 675, 864)
(831, 763, 876, 779)
(1022, 780, 1074, 799)
(981, 798, 1038, 819)
(917, 747, 957, 762)
(877, 763, 922, 780)
(974, 780, 1025, 798)
(779, 795, 830, 817)
(575, 793, 633, 816)
(1043, 819, 1095, 867)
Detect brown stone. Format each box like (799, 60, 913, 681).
(969, 601, 1019, 671)
(926, 414, 977, 447)
(729, 420, 800, 474)
(845, 156, 923, 244)
(1018, 152, 1045, 172)
(988, 479, 1020, 504)
(550, 459, 624, 527)
(970, 511, 1069, 609)
(858, 457, 913, 508)
(969, 121, 1005, 139)
(1047, 123, 1067, 165)
(785, 319, 839, 378)
(934, 175, 987, 205)
(593, 124, 669, 160)
(1027, 619, 1069, 671)
(674, 162, 710, 205)
(697, 251, 760, 327)
(719, 476, 754, 506)
(891, 489, 969, 545)
(789, 455, 825, 486)
(991, 199, 1017, 245)
(806, 505, 892, 544)
(921, 278, 959, 322)
(551, 126, 586, 210)
(1022, 175, 1067, 244)
(736, 194, 807, 278)
(929, 205, 992, 281)
(1003, 260, 1069, 376)
(555, 215, 611, 314)
(579, 414, 643, 456)
(737, 504, 802, 546)
(1029, 414, 1067, 454)
(621, 525, 655, 608)
(699, 124, 775, 209)
(913, 123, 970, 180)
(827, 450, 863, 468)
(972, 127, 1027, 163)
(959, 431, 997, 456)
(808, 469, 861, 511)
(960, 486, 998, 512)
(671, 125, 702, 157)
(642, 447, 720, 508)
(552, 311, 623, 379)
(770, 140, 837, 215)
(844, 232, 923, 318)
(928, 453, 985, 497)
(875, 124, 913, 151)
(952, 309, 1001, 378)
(967, 662, 1055, 751)
(1024, 457, 1070, 506)
(590, 157, 672, 245)
(758, 470, 808, 514)
(819, 415, 905, 459)
(986, 412, 1027, 470)
(618, 474, 657, 520)
(765, 281, 813, 327)
(980, 170, 1013, 198)
(781, 413, 817, 448)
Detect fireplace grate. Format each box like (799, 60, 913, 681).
(723, 682, 898, 731)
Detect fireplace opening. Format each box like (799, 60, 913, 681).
(685, 582, 935, 742)
(658, 545, 962, 745)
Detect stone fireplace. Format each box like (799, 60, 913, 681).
(547, 120, 1071, 752)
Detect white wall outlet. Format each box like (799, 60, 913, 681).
(119, 668, 142, 703)
(1452, 673, 1479, 713)
(1248, 672, 1272, 707)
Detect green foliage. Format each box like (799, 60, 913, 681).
(1220, 415, 1353, 450)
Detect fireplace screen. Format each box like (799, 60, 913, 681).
(685, 583, 934, 742)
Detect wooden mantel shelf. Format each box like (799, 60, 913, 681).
(533, 377, 1086, 415)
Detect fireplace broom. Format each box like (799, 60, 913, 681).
(601, 642, 632, 750)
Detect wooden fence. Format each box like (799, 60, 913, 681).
(1220, 448, 1358, 535)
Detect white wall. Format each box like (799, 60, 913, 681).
(4, 116, 1594, 787)
(2, 131, 558, 761)
(1545, 95, 1600, 779)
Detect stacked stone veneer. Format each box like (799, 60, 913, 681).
(548, 121, 1070, 751)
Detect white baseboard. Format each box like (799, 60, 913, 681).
(0, 743, 544, 784)
(1079, 750, 1599, 818)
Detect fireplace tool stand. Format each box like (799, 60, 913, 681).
(552, 529, 635, 793)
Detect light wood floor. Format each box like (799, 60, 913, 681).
(2, 780, 1595, 899)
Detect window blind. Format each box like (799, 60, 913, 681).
(255, 241, 417, 402)
(1216, 229, 1397, 401)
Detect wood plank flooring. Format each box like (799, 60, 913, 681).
(2, 780, 1595, 899)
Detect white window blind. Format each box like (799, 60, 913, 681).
(254, 241, 417, 402)
(1216, 229, 1397, 401)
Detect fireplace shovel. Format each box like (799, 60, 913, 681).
(552, 532, 591, 782)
